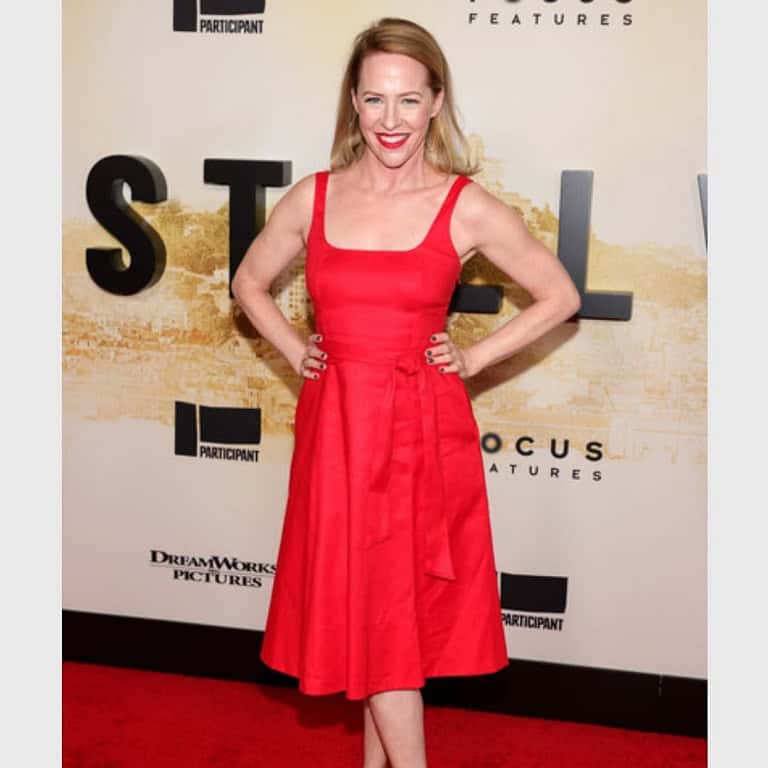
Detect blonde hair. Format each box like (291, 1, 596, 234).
(329, 17, 480, 176)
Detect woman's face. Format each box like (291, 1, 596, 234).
(351, 51, 444, 170)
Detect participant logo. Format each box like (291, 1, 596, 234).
(175, 400, 262, 461)
(173, 0, 266, 34)
(500, 572, 568, 631)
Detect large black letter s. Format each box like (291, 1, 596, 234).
(85, 155, 167, 295)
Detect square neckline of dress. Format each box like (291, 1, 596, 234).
(318, 170, 464, 254)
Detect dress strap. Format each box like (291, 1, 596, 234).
(428, 174, 472, 240)
(423, 175, 473, 269)
(309, 170, 330, 244)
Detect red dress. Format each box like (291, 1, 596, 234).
(259, 169, 509, 699)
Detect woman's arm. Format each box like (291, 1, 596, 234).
(455, 182, 582, 377)
(231, 174, 316, 375)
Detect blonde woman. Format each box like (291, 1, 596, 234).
(233, 17, 580, 768)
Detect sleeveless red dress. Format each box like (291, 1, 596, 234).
(259, 170, 509, 699)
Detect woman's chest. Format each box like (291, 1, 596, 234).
(306, 245, 459, 312)
(324, 190, 447, 252)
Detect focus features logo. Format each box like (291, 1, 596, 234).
(149, 548, 275, 587)
(466, 0, 634, 29)
(482, 432, 604, 483)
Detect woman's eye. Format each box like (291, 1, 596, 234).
(363, 97, 420, 105)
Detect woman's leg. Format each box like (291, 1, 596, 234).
(364, 688, 427, 768)
(363, 696, 389, 768)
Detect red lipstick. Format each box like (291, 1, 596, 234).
(375, 133, 409, 150)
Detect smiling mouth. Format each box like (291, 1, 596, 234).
(376, 133, 409, 149)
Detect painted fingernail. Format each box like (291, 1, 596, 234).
(430, 335, 437, 341)
(439, 367, 445, 372)
(320, 363, 326, 369)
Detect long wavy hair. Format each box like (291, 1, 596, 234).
(329, 17, 480, 176)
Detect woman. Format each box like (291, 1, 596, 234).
(232, 16, 580, 768)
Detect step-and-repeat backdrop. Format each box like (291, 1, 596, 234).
(63, 1, 706, 679)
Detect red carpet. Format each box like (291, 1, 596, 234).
(63, 661, 706, 767)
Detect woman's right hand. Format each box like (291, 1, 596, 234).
(298, 333, 327, 379)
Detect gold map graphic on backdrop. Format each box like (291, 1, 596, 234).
(62, 137, 705, 466)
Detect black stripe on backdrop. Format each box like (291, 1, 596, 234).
(201, 1, 266, 15)
(62, 610, 706, 738)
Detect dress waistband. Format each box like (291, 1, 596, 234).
(320, 334, 434, 365)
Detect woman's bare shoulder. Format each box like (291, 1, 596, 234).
(452, 177, 525, 261)
(456, 175, 493, 204)
(266, 171, 323, 243)
(285, 171, 321, 206)
(455, 177, 517, 225)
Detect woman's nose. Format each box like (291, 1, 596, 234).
(382, 101, 400, 129)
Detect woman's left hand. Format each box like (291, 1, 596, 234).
(424, 332, 479, 379)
